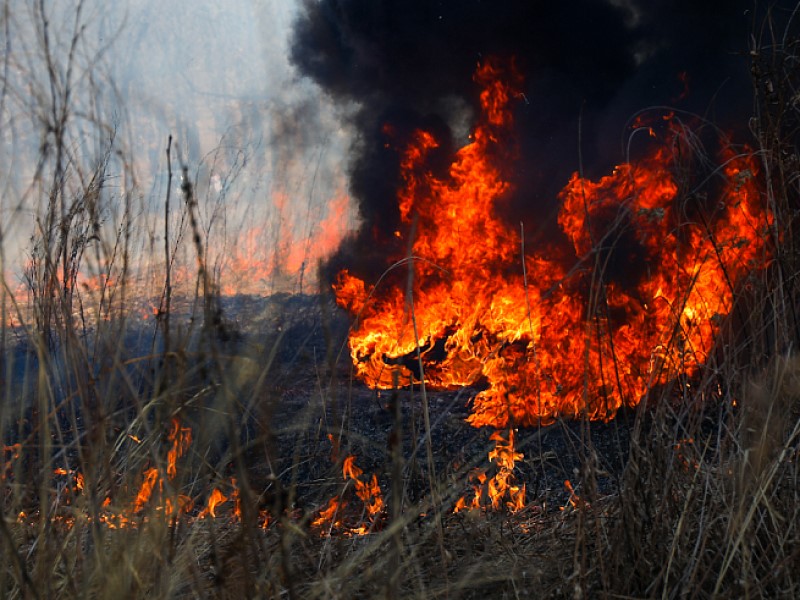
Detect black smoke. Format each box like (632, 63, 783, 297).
(290, 0, 788, 284)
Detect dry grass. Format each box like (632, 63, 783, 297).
(3, 3, 800, 599)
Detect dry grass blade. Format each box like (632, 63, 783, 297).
(3, 3, 800, 600)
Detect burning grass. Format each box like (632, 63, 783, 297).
(3, 5, 800, 600)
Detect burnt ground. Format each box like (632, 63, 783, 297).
(212, 292, 635, 517)
(266, 382, 635, 515)
(1, 291, 634, 518)
(5, 290, 799, 598)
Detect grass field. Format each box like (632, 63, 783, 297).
(3, 4, 800, 599)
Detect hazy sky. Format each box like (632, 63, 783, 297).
(1, 0, 355, 294)
(2, 0, 784, 297)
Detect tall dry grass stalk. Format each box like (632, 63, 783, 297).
(1, 2, 800, 599)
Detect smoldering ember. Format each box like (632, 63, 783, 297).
(2, 1, 800, 598)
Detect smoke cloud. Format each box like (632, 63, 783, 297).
(290, 0, 788, 282)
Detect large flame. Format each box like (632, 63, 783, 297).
(333, 58, 769, 427)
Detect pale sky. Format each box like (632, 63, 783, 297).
(0, 0, 356, 296)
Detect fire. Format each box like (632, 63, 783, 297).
(199, 488, 228, 519)
(8, 418, 377, 536)
(2, 185, 354, 330)
(312, 497, 344, 530)
(334, 57, 770, 427)
(167, 419, 192, 479)
(220, 191, 353, 295)
(312, 454, 384, 535)
(562, 479, 584, 511)
(132, 468, 161, 513)
(8, 419, 260, 530)
(343, 455, 385, 518)
(455, 429, 526, 513)
(131, 418, 192, 515)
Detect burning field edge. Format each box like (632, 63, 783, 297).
(3, 5, 800, 600)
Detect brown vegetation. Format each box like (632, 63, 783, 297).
(2, 3, 800, 598)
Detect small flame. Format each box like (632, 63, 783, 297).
(455, 429, 526, 513)
(561, 479, 585, 511)
(133, 468, 161, 513)
(230, 479, 242, 522)
(5, 420, 275, 532)
(166, 418, 192, 479)
(199, 488, 228, 519)
(312, 454, 384, 535)
(312, 497, 343, 530)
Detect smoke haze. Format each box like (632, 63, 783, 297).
(290, 0, 791, 282)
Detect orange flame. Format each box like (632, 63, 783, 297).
(334, 57, 770, 428)
(343, 455, 384, 519)
(312, 454, 384, 535)
(130, 418, 192, 515)
(220, 191, 353, 295)
(167, 418, 192, 479)
(17, 419, 520, 531)
(312, 497, 343, 530)
(199, 488, 228, 519)
(7, 421, 270, 531)
(455, 429, 526, 513)
(133, 468, 161, 513)
(229, 478, 242, 522)
(561, 479, 586, 511)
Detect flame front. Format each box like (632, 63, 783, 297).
(311, 454, 385, 535)
(334, 58, 769, 427)
(16, 419, 270, 531)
